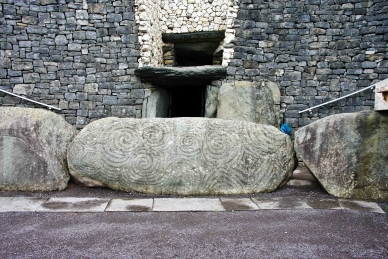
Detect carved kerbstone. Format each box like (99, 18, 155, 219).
(68, 117, 295, 195)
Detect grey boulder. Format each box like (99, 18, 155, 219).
(217, 81, 280, 127)
(294, 111, 388, 201)
(68, 117, 295, 195)
(0, 107, 78, 191)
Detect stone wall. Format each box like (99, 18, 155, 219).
(135, 0, 239, 67)
(134, 0, 164, 67)
(1, 0, 387, 132)
(0, 0, 144, 129)
(228, 0, 388, 131)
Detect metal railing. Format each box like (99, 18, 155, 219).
(299, 84, 376, 114)
(0, 89, 61, 111)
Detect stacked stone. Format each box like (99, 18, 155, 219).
(160, 0, 230, 33)
(135, 0, 239, 67)
(228, 0, 388, 133)
(0, 0, 143, 129)
(162, 43, 176, 66)
(134, 0, 164, 67)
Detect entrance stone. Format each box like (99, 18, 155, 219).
(294, 111, 388, 201)
(216, 81, 280, 127)
(0, 107, 77, 191)
(68, 117, 295, 195)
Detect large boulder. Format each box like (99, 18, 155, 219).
(216, 81, 280, 127)
(68, 117, 295, 195)
(0, 107, 78, 191)
(294, 111, 388, 201)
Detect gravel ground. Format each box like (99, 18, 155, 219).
(1, 209, 387, 259)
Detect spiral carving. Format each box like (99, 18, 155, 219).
(178, 133, 202, 157)
(68, 117, 295, 195)
(141, 122, 169, 149)
(203, 130, 241, 165)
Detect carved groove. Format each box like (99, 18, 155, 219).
(68, 118, 295, 195)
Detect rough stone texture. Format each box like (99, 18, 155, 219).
(135, 0, 238, 67)
(0, 107, 78, 191)
(374, 78, 388, 111)
(294, 110, 388, 201)
(142, 88, 169, 118)
(68, 117, 295, 195)
(205, 85, 219, 118)
(217, 81, 280, 127)
(134, 66, 227, 87)
(0, 0, 143, 129)
(0, 0, 387, 133)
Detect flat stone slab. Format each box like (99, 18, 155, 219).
(0, 197, 48, 212)
(252, 197, 314, 210)
(307, 198, 342, 210)
(134, 65, 227, 87)
(220, 198, 259, 211)
(286, 179, 315, 186)
(0, 197, 384, 213)
(105, 198, 153, 212)
(36, 198, 110, 213)
(339, 200, 385, 214)
(152, 198, 225, 212)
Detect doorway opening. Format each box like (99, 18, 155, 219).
(168, 86, 205, 117)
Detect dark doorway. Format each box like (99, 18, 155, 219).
(169, 86, 205, 117)
(174, 42, 220, 66)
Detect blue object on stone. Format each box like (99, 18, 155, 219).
(280, 123, 291, 135)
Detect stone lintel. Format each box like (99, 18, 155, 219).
(162, 31, 225, 43)
(134, 65, 227, 88)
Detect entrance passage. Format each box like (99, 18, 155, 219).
(169, 86, 205, 117)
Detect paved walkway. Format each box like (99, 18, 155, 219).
(0, 196, 384, 213)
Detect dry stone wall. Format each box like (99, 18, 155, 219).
(135, 0, 239, 67)
(0, 0, 387, 132)
(0, 0, 144, 129)
(227, 0, 388, 132)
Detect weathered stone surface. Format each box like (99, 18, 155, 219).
(294, 111, 388, 201)
(68, 117, 295, 195)
(204, 85, 219, 118)
(374, 78, 388, 111)
(134, 66, 227, 87)
(217, 81, 280, 127)
(142, 88, 169, 118)
(0, 108, 78, 191)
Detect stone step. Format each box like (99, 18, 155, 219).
(0, 197, 384, 214)
(286, 166, 317, 186)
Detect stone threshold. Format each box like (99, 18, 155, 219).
(0, 197, 384, 214)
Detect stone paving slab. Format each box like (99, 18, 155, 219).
(0, 197, 385, 213)
(252, 197, 314, 210)
(153, 198, 225, 212)
(306, 198, 342, 210)
(0, 197, 48, 212)
(36, 197, 110, 213)
(220, 198, 259, 211)
(339, 199, 385, 214)
(105, 198, 153, 212)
